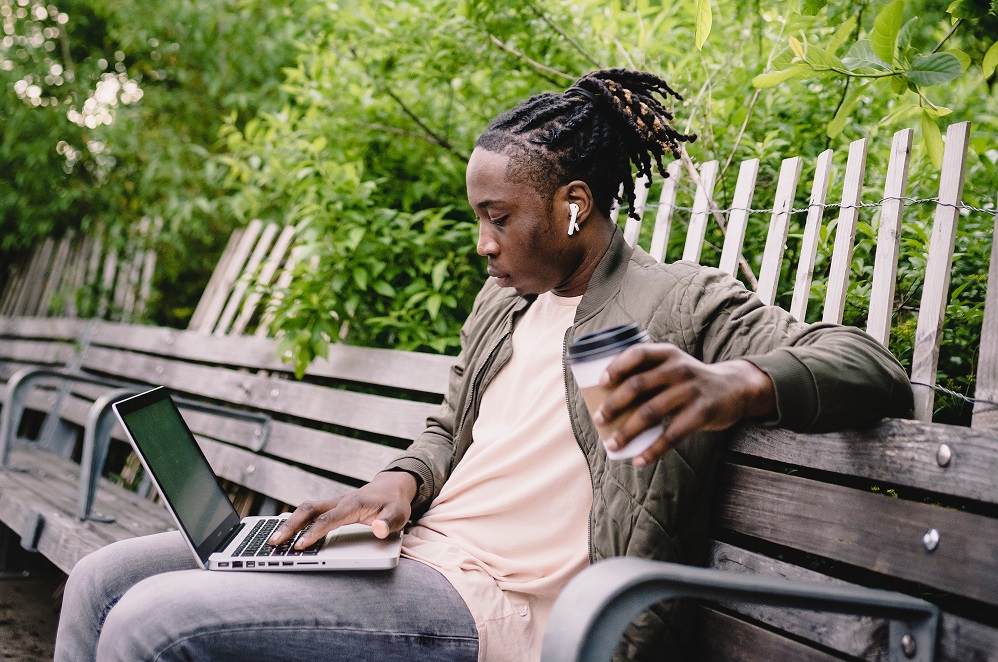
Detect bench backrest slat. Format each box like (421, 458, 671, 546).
(87, 322, 452, 395)
(698, 607, 842, 662)
(716, 462, 998, 606)
(728, 420, 998, 505)
(198, 436, 353, 507)
(79, 347, 437, 442)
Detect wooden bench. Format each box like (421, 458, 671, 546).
(0, 320, 452, 575)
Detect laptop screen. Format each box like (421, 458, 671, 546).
(115, 389, 239, 558)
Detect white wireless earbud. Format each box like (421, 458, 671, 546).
(568, 203, 581, 236)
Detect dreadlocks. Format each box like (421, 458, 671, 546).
(476, 69, 696, 221)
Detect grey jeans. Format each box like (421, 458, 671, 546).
(55, 531, 479, 662)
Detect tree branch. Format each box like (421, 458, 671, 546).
(488, 34, 574, 84)
(522, 0, 603, 70)
(931, 18, 962, 54)
(381, 87, 469, 162)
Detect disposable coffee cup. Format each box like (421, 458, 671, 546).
(567, 323, 664, 461)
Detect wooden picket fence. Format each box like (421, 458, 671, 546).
(0, 218, 161, 323)
(3, 122, 995, 427)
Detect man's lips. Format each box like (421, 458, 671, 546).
(487, 266, 509, 280)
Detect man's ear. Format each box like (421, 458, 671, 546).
(562, 180, 595, 227)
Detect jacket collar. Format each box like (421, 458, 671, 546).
(576, 225, 633, 321)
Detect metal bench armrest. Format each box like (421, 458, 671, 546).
(540, 556, 939, 662)
(2, 368, 270, 522)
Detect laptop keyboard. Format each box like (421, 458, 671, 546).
(232, 518, 323, 557)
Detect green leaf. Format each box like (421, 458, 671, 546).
(896, 16, 919, 59)
(802, 0, 828, 15)
(827, 16, 858, 53)
(431, 259, 449, 291)
(372, 280, 396, 297)
(922, 105, 953, 117)
(842, 40, 891, 72)
(771, 45, 795, 70)
(870, 0, 905, 64)
(345, 226, 365, 250)
(694, 0, 712, 50)
(426, 293, 442, 320)
(983, 40, 998, 79)
(827, 82, 868, 138)
(921, 111, 944, 169)
(789, 37, 805, 60)
(948, 0, 991, 19)
(752, 63, 810, 88)
(352, 266, 368, 290)
(947, 49, 971, 72)
(906, 52, 963, 86)
(802, 44, 845, 70)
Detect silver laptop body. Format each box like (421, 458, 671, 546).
(112, 386, 401, 572)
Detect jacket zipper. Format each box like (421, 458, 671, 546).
(563, 326, 596, 565)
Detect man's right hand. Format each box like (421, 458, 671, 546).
(268, 470, 418, 549)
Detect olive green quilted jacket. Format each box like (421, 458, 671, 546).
(386, 228, 913, 660)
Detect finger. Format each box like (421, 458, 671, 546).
(370, 502, 411, 539)
(633, 402, 714, 468)
(600, 343, 680, 387)
(605, 382, 693, 453)
(598, 358, 692, 425)
(269, 500, 332, 545)
(292, 499, 364, 549)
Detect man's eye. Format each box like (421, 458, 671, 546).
(490, 216, 507, 226)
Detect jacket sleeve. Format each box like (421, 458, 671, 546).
(669, 266, 914, 431)
(381, 284, 488, 517)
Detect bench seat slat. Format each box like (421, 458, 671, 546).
(728, 420, 998, 505)
(716, 463, 998, 606)
(0, 447, 174, 574)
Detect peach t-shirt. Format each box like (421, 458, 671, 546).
(402, 291, 592, 662)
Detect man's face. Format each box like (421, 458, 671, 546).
(466, 147, 583, 297)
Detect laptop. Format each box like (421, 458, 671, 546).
(111, 386, 402, 572)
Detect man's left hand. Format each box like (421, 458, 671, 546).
(592, 343, 776, 467)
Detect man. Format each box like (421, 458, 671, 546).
(56, 69, 912, 661)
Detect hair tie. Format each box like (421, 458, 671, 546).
(565, 86, 597, 103)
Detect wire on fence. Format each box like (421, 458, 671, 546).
(625, 196, 997, 218)
(910, 381, 998, 411)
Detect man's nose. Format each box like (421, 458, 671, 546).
(477, 225, 498, 256)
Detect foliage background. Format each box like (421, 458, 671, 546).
(1, 0, 996, 422)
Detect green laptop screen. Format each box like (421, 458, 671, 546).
(121, 397, 235, 548)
